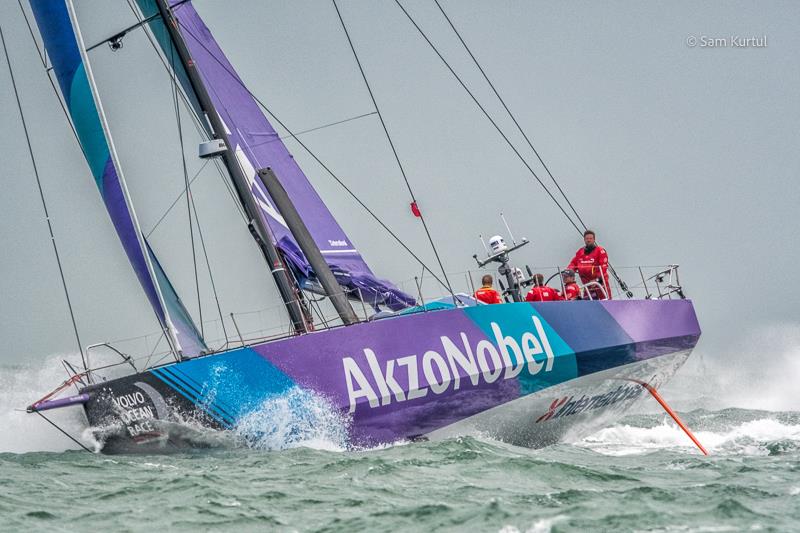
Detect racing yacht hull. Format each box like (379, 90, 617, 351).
(80, 299, 700, 453)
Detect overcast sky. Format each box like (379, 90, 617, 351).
(0, 1, 797, 378)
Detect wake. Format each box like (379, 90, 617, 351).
(578, 412, 800, 456)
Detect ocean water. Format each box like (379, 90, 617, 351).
(2, 350, 800, 532)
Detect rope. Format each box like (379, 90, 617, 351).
(393, 0, 582, 235)
(168, 43, 204, 336)
(397, 0, 634, 297)
(15, 0, 83, 152)
(432, 0, 588, 231)
(145, 159, 209, 238)
(266, 111, 378, 146)
(1, 25, 89, 374)
(35, 411, 93, 453)
(188, 180, 230, 346)
(331, 0, 455, 299)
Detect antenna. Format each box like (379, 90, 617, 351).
(479, 234, 489, 255)
(500, 212, 516, 245)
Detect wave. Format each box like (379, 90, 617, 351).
(499, 515, 569, 533)
(0, 352, 350, 454)
(231, 387, 350, 452)
(0, 353, 91, 453)
(81, 387, 351, 454)
(5, 320, 798, 456)
(658, 322, 800, 412)
(578, 411, 800, 456)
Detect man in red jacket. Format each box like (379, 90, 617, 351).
(525, 274, 561, 302)
(567, 230, 611, 300)
(474, 274, 503, 304)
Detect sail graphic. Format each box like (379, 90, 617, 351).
(30, 0, 207, 356)
(136, 0, 415, 311)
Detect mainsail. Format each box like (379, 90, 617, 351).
(137, 0, 415, 311)
(30, 0, 207, 356)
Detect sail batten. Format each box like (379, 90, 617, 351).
(146, 0, 415, 311)
(30, 0, 207, 357)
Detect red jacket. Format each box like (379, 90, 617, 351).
(475, 287, 502, 304)
(561, 282, 581, 301)
(525, 285, 561, 302)
(568, 245, 611, 299)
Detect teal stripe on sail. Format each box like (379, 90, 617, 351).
(69, 63, 107, 191)
(146, 240, 207, 356)
(30, 0, 207, 356)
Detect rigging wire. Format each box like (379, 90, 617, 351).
(187, 183, 230, 347)
(127, 0, 233, 344)
(331, 0, 455, 299)
(15, 0, 83, 153)
(1, 25, 89, 374)
(125, 0, 251, 344)
(34, 411, 93, 453)
(168, 43, 204, 337)
(432, 0, 588, 232)
(173, 18, 453, 295)
(124, 0, 212, 142)
(212, 157, 249, 221)
(124, 0, 250, 226)
(410, 0, 634, 297)
(123, 0, 245, 244)
(145, 158, 209, 238)
(392, 0, 583, 235)
(265, 111, 378, 146)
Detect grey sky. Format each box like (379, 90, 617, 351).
(0, 0, 798, 375)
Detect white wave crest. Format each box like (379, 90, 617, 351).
(499, 515, 569, 533)
(0, 354, 350, 454)
(580, 417, 800, 456)
(659, 322, 800, 412)
(233, 387, 350, 452)
(0, 353, 92, 453)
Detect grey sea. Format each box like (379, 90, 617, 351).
(2, 361, 800, 532)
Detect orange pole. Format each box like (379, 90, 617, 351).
(633, 380, 708, 455)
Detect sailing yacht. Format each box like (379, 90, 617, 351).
(22, 0, 700, 454)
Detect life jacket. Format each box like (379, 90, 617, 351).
(562, 282, 581, 300)
(568, 244, 611, 299)
(475, 287, 502, 304)
(525, 285, 560, 302)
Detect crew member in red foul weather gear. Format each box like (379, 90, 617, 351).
(567, 229, 611, 300)
(560, 270, 582, 300)
(525, 274, 561, 302)
(475, 274, 503, 304)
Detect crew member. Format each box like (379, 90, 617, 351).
(560, 270, 582, 301)
(475, 274, 503, 304)
(525, 274, 560, 302)
(567, 229, 611, 300)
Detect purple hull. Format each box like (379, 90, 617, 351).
(80, 300, 700, 453)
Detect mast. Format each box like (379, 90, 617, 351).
(65, 0, 183, 357)
(258, 168, 358, 326)
(153, 0, 312, 334)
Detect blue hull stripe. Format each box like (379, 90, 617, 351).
(158, 367, 237, 424)
(150, 368, 231, 427)
(163, 366, 238, 417)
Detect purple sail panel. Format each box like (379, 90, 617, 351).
(168, 1, 414, 310)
